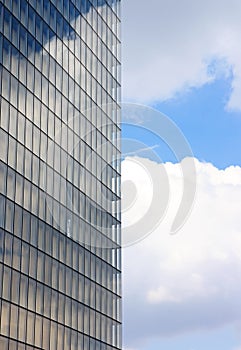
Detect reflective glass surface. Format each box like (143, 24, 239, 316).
(0, 0, 121, 348)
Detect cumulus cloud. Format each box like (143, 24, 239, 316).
(122, 0, 241, 110)
(122, 157, 241, 347)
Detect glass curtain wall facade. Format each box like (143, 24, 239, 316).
(0, 1, 121, 350)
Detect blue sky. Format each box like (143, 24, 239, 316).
(121, 1, 241, 350)
(122, 76, 241, 169)
(155, 77, 241, 169)
(138, 326, 241, 350)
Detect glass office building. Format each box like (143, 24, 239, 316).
(0, 0, 121, 349)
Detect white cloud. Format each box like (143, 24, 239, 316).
(122, 157, 241, 347)
(122, 0, 241, 110)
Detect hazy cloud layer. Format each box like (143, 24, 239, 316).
(122, 0, 241, 110)
(122, 157, 241, 347)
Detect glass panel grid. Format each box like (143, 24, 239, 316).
(0, 0, 121, 349)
